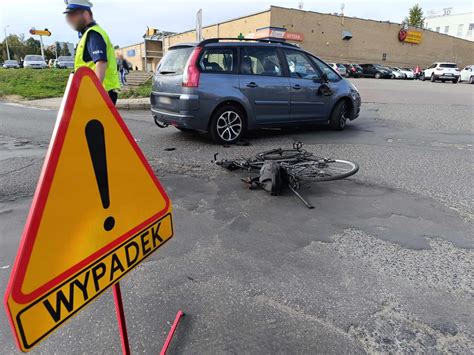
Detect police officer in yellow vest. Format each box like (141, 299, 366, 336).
(64, 0, 120, 104)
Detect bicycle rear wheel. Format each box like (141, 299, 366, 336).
(287, 159, 359, 182)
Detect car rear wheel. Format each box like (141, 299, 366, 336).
(209, 105, 246, 144)
(375, 72, 381, 79)
(329, 100, 349, 130)
(452, 79, 458, 84)
(469, 76, 474, 84)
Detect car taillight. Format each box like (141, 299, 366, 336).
(182, 47, 203, 87)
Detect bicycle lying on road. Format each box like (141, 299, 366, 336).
(214, 143, 359, 209)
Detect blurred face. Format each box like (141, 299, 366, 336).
(65, 10, 89, 31)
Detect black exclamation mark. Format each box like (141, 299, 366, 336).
(85, 119, 115, 232)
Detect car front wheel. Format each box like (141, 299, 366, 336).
(430, 74, 436, 82)
(209, 105, 246, 144)
(329, 100, 349, 130)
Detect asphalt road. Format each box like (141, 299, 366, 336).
(0, 78, 473, 354)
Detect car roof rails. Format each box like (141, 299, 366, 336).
(198, 37, 299, 48)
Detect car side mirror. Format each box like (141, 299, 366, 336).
(318, 83, 333, 96)
(321, 73, 329, 83)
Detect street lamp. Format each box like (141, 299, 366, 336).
(4, 25, 11, 61)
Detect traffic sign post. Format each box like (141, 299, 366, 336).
(4, 67, 182, 353)
(29, 28, 52, 60)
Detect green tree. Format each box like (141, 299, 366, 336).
(3, 35, 24, 59)
(60, 43, 71, 56)
(404, 4, 425, 28)
(24, 37, 42, 56)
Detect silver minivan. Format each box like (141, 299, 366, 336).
(151, 39, 361, 144)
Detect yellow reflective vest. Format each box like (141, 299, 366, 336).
(75, 24, 120, 92)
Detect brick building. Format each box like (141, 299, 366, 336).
(162, 6, 474, 68)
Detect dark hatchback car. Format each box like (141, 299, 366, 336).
(151, 38, 361, 144)
(343, 63, 363, 78)
(359, 64, 392, 79)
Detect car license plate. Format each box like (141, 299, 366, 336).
(159, 96, 172, 105)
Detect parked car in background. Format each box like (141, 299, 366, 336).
(2, 60, 20, 69)
(388, 67, 407, 79)
(359, 64, 392, 79)
(23, 55, 47, 69)
(421, 62, 460, 83)
(151, 39, 361, 144)
(459, 65, 474, 84)
(56, 56, 74, 69)
(343, 64, 363, 78)
(397, 67, 415, 79)
(329, 63, 347, 77)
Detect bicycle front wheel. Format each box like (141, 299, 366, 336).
(287, 159, 359, 182)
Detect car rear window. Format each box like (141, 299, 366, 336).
(439, 64, 457, 68)
(157, 46, 194, 75)
(25, 55, 43, 61)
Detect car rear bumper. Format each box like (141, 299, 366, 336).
(151, 92, 208, 131)
(435, 74, 459, 80)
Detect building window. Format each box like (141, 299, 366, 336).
(127, 49, 136, 57)
(435, 26, 440, 32)
(457, 24, 464, 36)
(468, 23, 474, 36)
(444, 26, 449, 34)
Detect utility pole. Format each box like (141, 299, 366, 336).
(196, 9, 203, 42)
(4, 25, 11, 61)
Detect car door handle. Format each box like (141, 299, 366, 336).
(293, 84, 302, 90)
(246, 82, 258, 88)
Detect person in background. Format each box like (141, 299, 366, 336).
(414, 65, 421, 80)
(64, 0, 120, 104)
(118, 55, 129, 86)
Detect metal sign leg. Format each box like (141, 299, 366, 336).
(113, 283, 131, 355)
(160, 310, 185, 355)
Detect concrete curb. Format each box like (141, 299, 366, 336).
(116, 102, 151, 111)
(0, 98, 151, 111)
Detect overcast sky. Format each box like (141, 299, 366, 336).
(1, 0, 472, 47)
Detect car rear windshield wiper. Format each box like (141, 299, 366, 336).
(159, 70, 176, 74)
